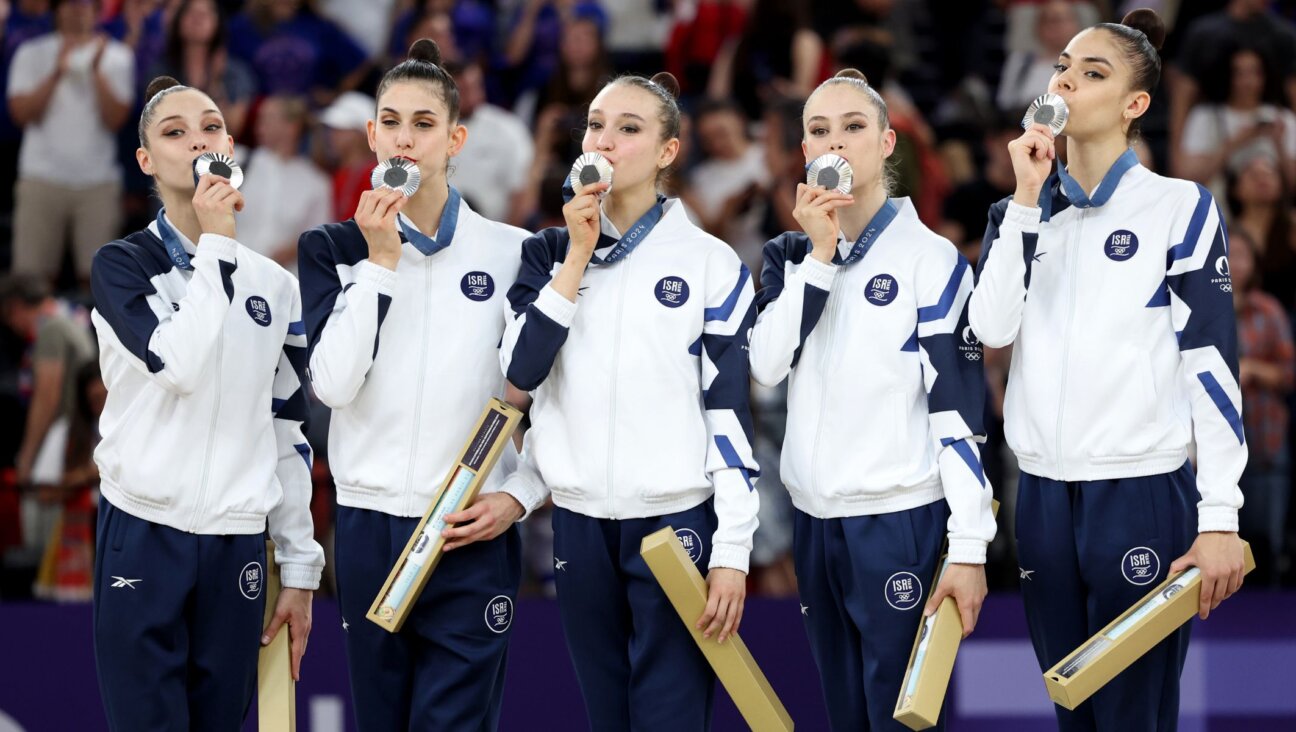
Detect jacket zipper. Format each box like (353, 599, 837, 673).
(1054, 209, 1085, 476)
(606, 258, 631, 518)
(403, 255, 432, 515)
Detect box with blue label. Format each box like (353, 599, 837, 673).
(1043, 541, 1255, 709)
(641, 527, 794, 732)
(366, 399, 522, 633)
(894, 500, 998, 730)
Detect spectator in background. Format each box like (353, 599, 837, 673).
(447, 59, 534, 225)
(32, 360, 102, 602)
(600, 0, 667, 73)
(681, 98, 768, 275)
(518, 15, 610, 227)
(388, 0, 494, 69)
(1227, 156, 1296, 311)
(708, 0, 824, 121)
(392, 7, 460, 70)
(151, 0, 256, 141)
(6, 0, 132, 287)
(1170, 0, 1296, 156)
(227, 0, 368, 105)
(536, 14, 610, 119)
(1230, 229, 1295, 585)
(102, 0, 165, 94)
(1179, 44, 1296, 198)
(236, 94, 331, 269)
(758, 94, 810, 246)
(0, 273, 93, 490)
(940, 114, 1018, 262)
(0, 0, 53, 243)
(316, 90, 373, 221)
(503, 0, 605, 113)
(664, 0, 745, 98)
(996, 0, 1079, 113)
(0, 274, 94, 595)
(315, 0, 397, 60)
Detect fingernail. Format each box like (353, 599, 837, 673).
(261, 635, 269, 644)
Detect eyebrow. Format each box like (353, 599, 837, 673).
(155, 109, 222, 125)
(588, 109, 647, 122)
(1059, 52, 1113, 67)
(380, 107, 438, 116)
(805, 112, 868, 124)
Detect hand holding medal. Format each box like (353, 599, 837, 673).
(1009, 93, 1067, 205)
(191, 152, 244, 238)
(356, 157, 420, 269)
(797, 154, 857, 261)
(564, 153, 612, 259)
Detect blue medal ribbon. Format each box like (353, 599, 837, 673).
(589, 195, 666, 265)
(829, 198, 899, 266)
(156, 208, 194, 271)
(398, 187, 462, 256)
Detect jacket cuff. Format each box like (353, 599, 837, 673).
(495, 473, 551, 521)
(797, 256, 838, 291)
(357, 260, 398, 296)
(196, 233, 239, 263)
(278, 562, 323, 591)
(534, 284, 578, 328)
(1198, 505, 1239, 534)
(946, 538, 988, 565)
(708, 542, 750, 574)
(1003, 201, 1042, 231)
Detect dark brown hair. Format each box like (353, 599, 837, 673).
(377, 39, 460, 123)
(1094, 8, 1166, 141)
(138, 76, 194, 148)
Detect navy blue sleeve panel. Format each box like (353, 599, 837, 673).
(917, 244, 996, 563)
(1164, 186, 1247, 533)
(90, 234, 238, 396)
(267, 283, 325, 589)
(969, 197, 1043, 348)
(501, 228, 574, 391)
(749, 233, 836, 388)
(919, 255, 986, 437)
(297, 224, 395, 409)
(701, 255, 762, 573)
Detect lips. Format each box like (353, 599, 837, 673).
(397, 155, 419, 163)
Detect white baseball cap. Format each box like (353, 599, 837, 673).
(321, 92, 375, 132)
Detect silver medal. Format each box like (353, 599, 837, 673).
(371, 157, 422, 197)
(568, 152, 614, 196)
(806, 154, 854, 195)
(192, 152, 243, 189)
(1022, 93, 1069, 136)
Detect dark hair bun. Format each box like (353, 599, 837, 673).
(650, 72, 680, 99)
(409, 38, 442, 66)
(144, 76, 183, 104)
(834, 68, 870, 85)
(1122, 8, 1165, 52)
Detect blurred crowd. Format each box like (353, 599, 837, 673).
(0, 0, 1293, 601)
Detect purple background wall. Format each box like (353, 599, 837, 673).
(1, 593, 1294, 731)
